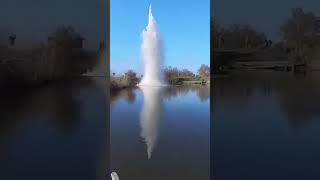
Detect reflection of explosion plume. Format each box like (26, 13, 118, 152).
(139, 86, 163, 159)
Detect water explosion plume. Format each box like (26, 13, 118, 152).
(138, 5, 165, 86)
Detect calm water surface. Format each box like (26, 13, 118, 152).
(111, 85, 210, 180)
(213, 70, 320, 180)
(0, 78, 108, 180)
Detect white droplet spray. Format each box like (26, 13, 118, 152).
(139, 5, 165, 86)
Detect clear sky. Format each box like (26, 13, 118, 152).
(213, 0, 320, 41)
(0, 0, 106, 49)
(110, 0, 210, 75)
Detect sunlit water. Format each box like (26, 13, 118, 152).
(111, 85, 210, 179)
(213, 70, 320, 180)
(0, 78, 108, 180)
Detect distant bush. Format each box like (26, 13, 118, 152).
(163, 66, 195, 81)
(124, 70, 139, 86)
(49, 26, 83, 49)
(280, 8, 320, 64)
(198, 64, 210, 79)
(45, 26, 97, 76)
(213, 22, 267, 49)
(110, 70, 140, 90)
(163, 65, 209, 85)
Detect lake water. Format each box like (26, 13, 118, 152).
(213, 70, 320, 180)
(0, 78, 108, 180)
(110, 85, 210, 179)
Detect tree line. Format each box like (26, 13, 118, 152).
(212, 7, 320, 65)
(110, 64, 210, 90)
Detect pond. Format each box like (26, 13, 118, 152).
(213, 70, 320, 180)
(110, 85, 210, 179)
(0, 77, 108, 180)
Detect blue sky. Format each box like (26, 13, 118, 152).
(110, 0, 210, 75)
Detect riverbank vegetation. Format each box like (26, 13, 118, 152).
(110, 64, 210, 91)
(110, 70, 140, 91)
(163, 64, 210, 85)
(0, 26, 102, 91)
(212, 7, 320, 74)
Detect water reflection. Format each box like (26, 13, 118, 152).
(139, 86, 163, 159)
(111, 85, 210, 105)
(212, 70, 320, 127)
(0, 78, 108, 180)
(163, 85, 209, 101)
(213, 70, 320, 180)
(110, 85, 209, 160)
(110, 84, 210, 179)
(110, 88, 137, 104)
(0, 81, 81, 135)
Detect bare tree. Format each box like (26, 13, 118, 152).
(214, 24, 266, 49)
(281, 8, 318, 64)
(0, 30, 5, 46)
(281, 8, 316, 44)
(49, 26, 83, 50)
(198, 64, 210, 79)
(124, 70, 138, 86)
(163, 66, 179, 80)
